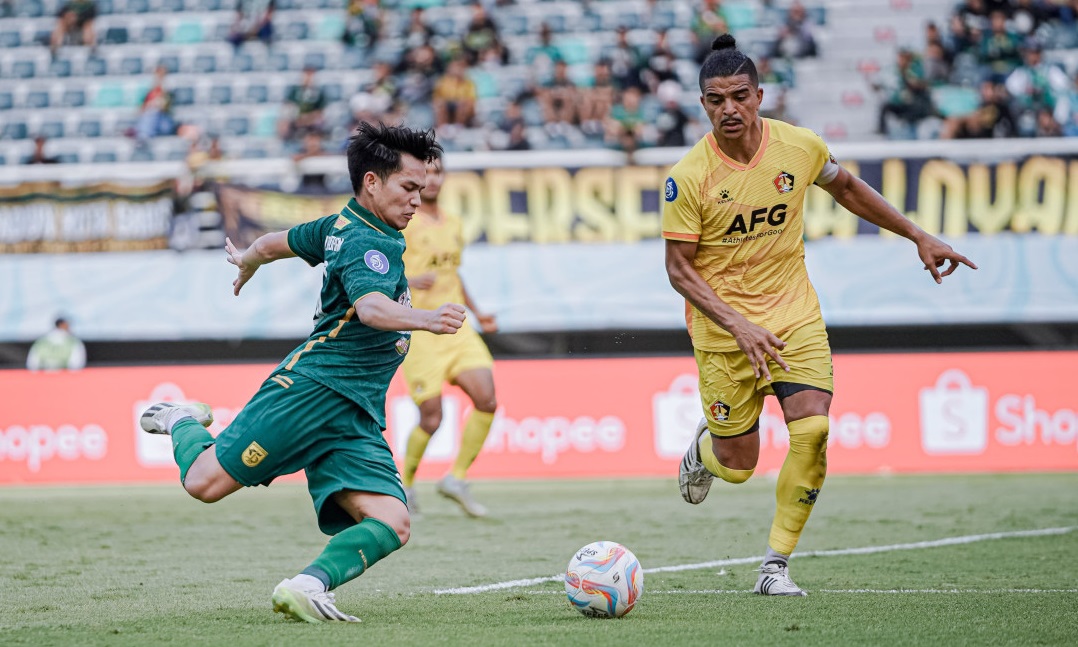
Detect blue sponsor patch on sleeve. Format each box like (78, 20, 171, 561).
(664, 177, 678, 202)
(364, 249, 390, 274)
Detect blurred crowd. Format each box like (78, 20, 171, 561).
(873, 0, 1078, 139)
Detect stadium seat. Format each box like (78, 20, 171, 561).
(252, 109, 279, 137)
(224, 115, 250, 136)
(126, 0, 150, 13)
(246, 83, 269, 103)
(322, 82, 343, 102)
(77, 118, 103, 138)
(130, 147, 154, 162)
(93, 84, 125, 107)
(209, 85, 232, 104)
(194, 54, 217, 73)
(303, 52, 327, 71)
(171, 21, 204, 44)
(84, 56, 108, 76)
(171, 85, 195, 106)
(49, 58, 73, 77)
(232, 52, 256, 72)
(556, 38, 590, 65)
(57, 152, 79, 164)
(932, 86, 980, 117)
(12, 60, 35, 79)
(62, 88, 87, 107)
(285, 21, 309, 41)
(2, 121, 28, 140)
(121, 56, 144, 76)
(316, 14, 346, 41)
(17, 0, 44, 18)
(156, 53, 180, 73)
(91, 150, 119, 163)
(141, 25, 165, 43)
(269, 51, 291, 71)
(0, 91, 12, 110)
(104, 26, 128, 45)
(469, 69, 499, 99)
(723, 3, 758, 30)
(0, 30, 19, 48)
(40, 121, 64, 139)
(161, 0, 185, 11)
(27, 90, 50, 109)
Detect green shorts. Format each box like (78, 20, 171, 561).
(215, 371, 405, 535)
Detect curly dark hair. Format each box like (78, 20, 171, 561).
(346, 122, 443, 194)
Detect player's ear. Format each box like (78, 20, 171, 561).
(756, 86, 764, 104)
(363, 171, 381, 195)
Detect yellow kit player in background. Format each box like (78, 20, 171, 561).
(401, 150, 498, 518)
(663, 35, 977, 596)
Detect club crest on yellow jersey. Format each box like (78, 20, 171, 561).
(773, 171, 795, 194)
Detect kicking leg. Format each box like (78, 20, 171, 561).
(273, 492, 408, 623)
(140, 402, 241, 501)
(679, 419, 759, 504)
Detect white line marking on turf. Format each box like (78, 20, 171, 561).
(433, 526, 1075, 595)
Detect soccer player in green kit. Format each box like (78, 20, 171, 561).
(138, 123, 462, 623)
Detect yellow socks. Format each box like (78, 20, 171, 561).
(402, 426, 431, 488)
(451, 410, 495, 480)
(699, 432, 754, 484)
(768, 415, 829, 555)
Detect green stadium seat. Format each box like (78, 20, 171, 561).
(556, 38, 589, 65)
(253, 109, 279, 137)
(93, 84, 126, 108)
(469, 69, 499, 99)
(724, 3, 758, 31)
(932, 86, 980, 117)
(171, 21, 204, 44)
(316, 14, 346, 41)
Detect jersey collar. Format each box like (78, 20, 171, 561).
(707, 118, 770, 171)
(342, 198, 403, 240)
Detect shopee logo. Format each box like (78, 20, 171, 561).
(995, 395, 1078, 448)
(484, 415, 626, 464)
(0, 424, 108, 472)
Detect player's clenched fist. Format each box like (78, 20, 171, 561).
(427, 303, 466, 334)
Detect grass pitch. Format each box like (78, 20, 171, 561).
(1, 473, 1076, 646)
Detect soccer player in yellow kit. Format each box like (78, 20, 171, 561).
(400, 151, 498, 517)
(663, 35, 977, 596)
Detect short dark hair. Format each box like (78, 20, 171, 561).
(346, 122, 442, 194)
(699, 34, 759, 92)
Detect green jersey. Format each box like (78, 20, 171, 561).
(279, 198, 411, 428)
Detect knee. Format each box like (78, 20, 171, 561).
(385, 511, 411, 546)
(420, 410, 443, 434)
(474, 394, 497, 414)
(183, 475, 226, 503)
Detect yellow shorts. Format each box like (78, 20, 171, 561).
(402, 324, 494, 404)
(695, 316, 833, 437)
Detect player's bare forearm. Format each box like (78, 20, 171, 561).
(354, 293, 466, 334)
(823, 169, 925, 242)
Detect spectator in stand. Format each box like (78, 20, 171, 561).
(924, 42, 952, 86)
(526, 23, 564, 86)
(957, 0, 990, 32)
(693, 0, 730, 44)
(1035, 107, 1063, 136)
(605, 86, 651, 159)
(773, 1, 817, 59)
(609, 26, 646, 90)
(279, 66, 327, 143)
(757, 0, 786, 28)
(655, 80, 693, 147)
(875, 47, 935, 137)
(462, 2, 507, 66)
(924, 21, 953, 66)
(27, 316, 86, 372)
(756, 55, 790, 120)
(135, 65, 176, 143)
(940, 80, 1016, 138)
(1005, 39, 1069, 132)
(1011, 0, 1058, 37)
(398, 43, 443, 106)
(292, 129, 330, 194)
(50, 0, 96, 58)
(497, 99, 531, 151)
(945, 13, 977, 57)
(227, 0, 274, 51)
(1056, 74, 1078, 136)
(580, 59, 617, 138)
(432, 56, 477, 131)
(342, 0, 384, 51)
(538, 59, 579, 132)
(401, 6, 434, 50)
(25, 136, 60, 164)
(642, 30, 679, 93)
(979, 10, 1023, 80)
(349, 61, 401, 129)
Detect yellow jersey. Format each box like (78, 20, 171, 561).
(661, 118, 839, 352)
(402, 207, 467, 312)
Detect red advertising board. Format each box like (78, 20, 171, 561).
(1, 352, 1075, 485)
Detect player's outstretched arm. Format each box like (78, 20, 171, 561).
(820, 167, 978, 283)
(354, 293, 466, 334)
(225, 232, 297, 296)
(665, 239, 789, 381)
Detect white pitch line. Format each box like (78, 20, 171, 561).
(433, 526, 1075, 595)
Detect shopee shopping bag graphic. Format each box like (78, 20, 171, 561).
(652, 374, 702, 459)
(919, 370, 989, 455)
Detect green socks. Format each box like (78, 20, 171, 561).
(303, 518, 403, 590)
(170, 418, 215, 483)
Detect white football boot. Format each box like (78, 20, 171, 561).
(139, 402, 213, 434)
(753, 562, 808, 596)
(679, 417, 714, 504)
(272, 578, 360, 623)
(436, 475, 488, 517)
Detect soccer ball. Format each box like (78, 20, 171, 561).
(564, 541, 643, 618)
